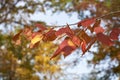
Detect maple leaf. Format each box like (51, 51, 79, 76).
(94, 26, 105, 34)
(110, 28, 120, 40)
(77, 17, 95, 27)
(35, 23, 47, 31)
(50, 38, 76, 59)
(55, 25, 74, 37)
(43, 29, 56, 41)
(96, 33, 113, 46)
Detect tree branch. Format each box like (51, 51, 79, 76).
(45, 10, 120, 27)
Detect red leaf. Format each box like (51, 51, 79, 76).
(81, 40, 86, 54)
(110, 28, 120, 40)
(55, 25, 74, 37)
(72, 36, 81, 46)
(94, 26, 105, 34)
(91, 19, 101, 32)
(50, 38, 76, 59)
(35, 23, 47, 31)
(77, 17, 95, 27)
(97, 33, 113, 46)
(43, 29, 56, 41)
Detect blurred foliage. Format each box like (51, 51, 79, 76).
(0, 31, 60, 80)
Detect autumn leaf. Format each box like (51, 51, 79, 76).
(91, 19, 101, 33)
(30, 33, 43, 48)
(80, 30, 91, 44)
(13, 30, 23, 45)
(77, 17, 95, 27)
(94, 26, 105, 34)
(50, 38, 76, 59)
(110, 28, 120, 40)
(96, 33, 113, 46)
(55, 25, 74, 37)
(43, 29, 56, 41)
(72, 36, 81, 47)
(81, 39, 86, 54)
(35, 23, 47, 31)
(23, 27, 33, 40)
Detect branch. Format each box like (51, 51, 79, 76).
(3, 10, 120, 27)
(46, 10, 120, 27)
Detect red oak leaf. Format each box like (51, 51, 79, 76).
(97, 33, 113, 46)
(35, 23, 47, 31)
(77, 17, 95, 27)
(110, 28, 120, 40)
(50, 38, 76, 59)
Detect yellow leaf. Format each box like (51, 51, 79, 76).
(31, 34, 43, 45)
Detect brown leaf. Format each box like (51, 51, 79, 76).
(13, 30, 22, 41)
(13, 30, 22, 45)
(80, 30, 91, 44)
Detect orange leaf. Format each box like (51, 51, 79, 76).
(110, 28, 120, 40)
(97, 33, 113, 46)
(77, 17, 95, 27)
